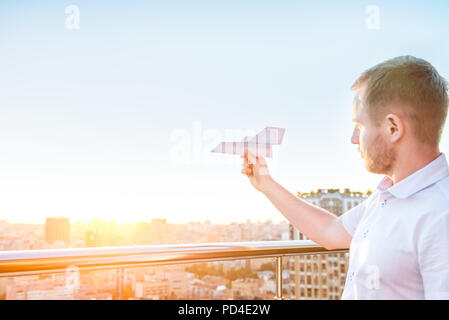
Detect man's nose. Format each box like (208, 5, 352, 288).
(351, 127, 359, 145)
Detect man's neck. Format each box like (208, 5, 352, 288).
(389, 147, 441, 184)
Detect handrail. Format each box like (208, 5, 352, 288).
(0, 240, 347, 277)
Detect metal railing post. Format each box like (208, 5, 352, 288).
(275, 256, 283, 300)
(116, 268, 124, 300)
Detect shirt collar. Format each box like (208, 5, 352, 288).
(376, 153, 449, 199)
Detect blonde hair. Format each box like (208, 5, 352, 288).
(352, 56, 448, 147)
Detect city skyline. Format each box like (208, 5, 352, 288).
(0, 186, 372, 224)
(0, 187, 366, 300)
(1, 1, 449, 224)
(0, 212, 292, 252)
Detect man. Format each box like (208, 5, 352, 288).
(241, 56, 449, 299)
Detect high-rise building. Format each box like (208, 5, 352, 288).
(288, 188, 370, 300)
(45, 217, 70, 245)
(134, 219, 168, 244)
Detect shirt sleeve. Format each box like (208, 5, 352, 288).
(418, 210, 449, 299)
(338, 200, 367, 236)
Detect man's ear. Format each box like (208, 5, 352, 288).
(385, 113, 404, 143)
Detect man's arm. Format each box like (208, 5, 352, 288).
(241, 151, 352, 250)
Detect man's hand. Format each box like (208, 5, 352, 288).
(240, 150, 274, 193)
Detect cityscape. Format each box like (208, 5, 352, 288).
(1, 0, 448, 306)
(0, 188, 370, 300)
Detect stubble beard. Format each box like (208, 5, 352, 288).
(362, 134, 396, 175)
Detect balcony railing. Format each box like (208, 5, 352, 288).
(0, 240, 348, 299)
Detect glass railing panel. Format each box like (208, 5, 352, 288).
(284, 252, 349, 300)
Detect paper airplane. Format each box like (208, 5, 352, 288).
(211, 126, 285, 158)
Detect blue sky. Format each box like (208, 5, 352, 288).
(1, 1, 449, 223)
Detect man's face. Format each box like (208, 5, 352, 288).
(351, 86, 396, 175)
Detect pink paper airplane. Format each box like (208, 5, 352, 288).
(211, 126, 285, 158)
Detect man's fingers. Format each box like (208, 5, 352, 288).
(242, 159, 266, 172)
(247, 150, 257, 165)
(242, 150, 268, 176)
(246, 150, 268, 166)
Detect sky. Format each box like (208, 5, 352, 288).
(1, 0, 449, 224)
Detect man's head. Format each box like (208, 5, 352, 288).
(351, 56, 448, 175)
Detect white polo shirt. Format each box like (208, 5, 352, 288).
(339, 153, 449, 299)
